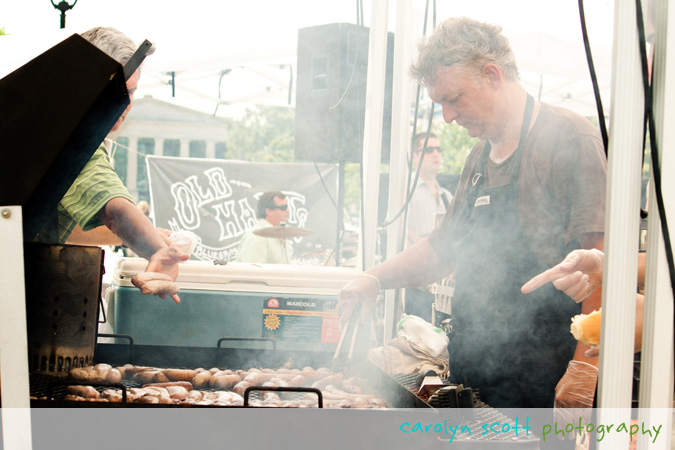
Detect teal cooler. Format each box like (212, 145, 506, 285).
(107, 259, 358, 352)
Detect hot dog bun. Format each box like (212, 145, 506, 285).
(570, 309, 601, 346)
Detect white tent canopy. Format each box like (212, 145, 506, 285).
(0, 0, 614, 118)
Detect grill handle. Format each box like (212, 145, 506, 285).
(216, 337, 277, 350)
(243, 386, 323, 408)
(97, 333, 135, 364)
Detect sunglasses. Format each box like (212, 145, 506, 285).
(416, 146, 442, 154)
(269, 204, 288, 211)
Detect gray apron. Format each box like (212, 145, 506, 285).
(447, 95, 580, 409)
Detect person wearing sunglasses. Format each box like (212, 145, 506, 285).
(236, 191, 292, 264)
(404, 132, 453, 321)
(407, 132, 452, 246)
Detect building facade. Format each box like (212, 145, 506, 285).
(108, 96, 229, 202)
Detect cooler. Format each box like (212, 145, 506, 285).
(106, 258, 359, 352)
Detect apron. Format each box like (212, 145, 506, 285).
(447, 94, 580, 409)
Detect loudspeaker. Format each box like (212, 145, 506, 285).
(0, 34, 129, 240)
(295, 23, 394, 163)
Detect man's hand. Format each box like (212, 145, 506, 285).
(554, 360, 598, 434)
(141, 243, 189, 303)
(131, 272, 180, 302)
(336, 274, 381, 330)
(521, 249, 604, 302)
(156, 227, 173, 245)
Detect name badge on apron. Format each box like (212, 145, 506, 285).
(475, 195, 490, 207)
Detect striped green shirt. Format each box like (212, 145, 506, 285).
(56, 143, 133, 243)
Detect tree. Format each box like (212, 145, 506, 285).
(438, 121, 479, 175)
(0, 27, 8, 35)
(220, 105, 478, 219)
(223, 105, 294, 162)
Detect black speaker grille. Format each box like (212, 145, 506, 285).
(295, 23, 393, 163)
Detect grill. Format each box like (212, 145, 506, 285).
(29, 372, 318, 407)
(26, 337, 543, 448)
(29, 339, 430, 409)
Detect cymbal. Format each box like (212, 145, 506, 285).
(253, 226, 313, 239)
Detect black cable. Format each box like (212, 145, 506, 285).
(578, 0, 609, 154)
(353, 0, 367, 270)
(379, 0, 436, 231)
(383, 83, 424, 245)
(212, 70, 227, 116)
(330, 1, 364, 111)
(407, 85, 424, 178)
(398, 110, 435, 251)
(635, 0, 651, 171)
(288, 65, 293, 106)
(380, 106, 435, 229)
(421, 0, 430, 34)
(313, 161, 338, 209)
(635, 0, 675, 353)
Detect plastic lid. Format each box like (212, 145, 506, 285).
(112, 258, 359, 294)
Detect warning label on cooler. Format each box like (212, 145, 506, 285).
(262, 297, 340, 343)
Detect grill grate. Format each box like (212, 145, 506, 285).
(30, 373, 132, 400)
(390, 372, 483, 404)
(435, 408, 541, 446)
(30, 373, 280, 404)
(389, 373, 540, 446)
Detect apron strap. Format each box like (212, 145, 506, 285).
(465, 94, 535, 212)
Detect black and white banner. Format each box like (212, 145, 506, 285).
(147, 156, 338, 263)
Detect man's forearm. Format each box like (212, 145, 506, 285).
(367, 238, 453, 289)
(97, 197, 166, 259)
(66, 224, 123, 246)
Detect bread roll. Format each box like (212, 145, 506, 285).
(570, 309, 601, 346)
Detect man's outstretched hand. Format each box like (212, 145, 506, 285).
(132, 244, 189, 303)
(521, 249, 604, 302)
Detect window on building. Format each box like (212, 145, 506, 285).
(215, 142, 228, 159)
(163, 139, 180, 157)
(112, 137, 129, 184)
(189, 140, 206, 158)
(137, 138, 154, 203)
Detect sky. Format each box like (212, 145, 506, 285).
(1, 0, 615, 117)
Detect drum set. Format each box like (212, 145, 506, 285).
(252, 224, 313, 239)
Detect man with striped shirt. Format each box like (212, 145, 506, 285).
(36, 27, 187, 302)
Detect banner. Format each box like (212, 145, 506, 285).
(147, 156, 338, 263)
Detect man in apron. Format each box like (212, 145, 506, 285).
(338, 17, 606, 448)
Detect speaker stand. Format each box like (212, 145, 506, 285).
(334, 159, 346, 266)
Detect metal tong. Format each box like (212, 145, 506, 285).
(331, 310, 373, 372)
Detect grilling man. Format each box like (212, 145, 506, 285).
(337, 16, 606, 435)
(35, 27, 188, 302)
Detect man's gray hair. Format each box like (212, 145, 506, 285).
(80, 26, 149, 64)
(410, 17, 519, 86)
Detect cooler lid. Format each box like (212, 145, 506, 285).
(112, 258, 359, 295)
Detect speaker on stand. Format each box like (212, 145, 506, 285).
(294, 23, 394, 265)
